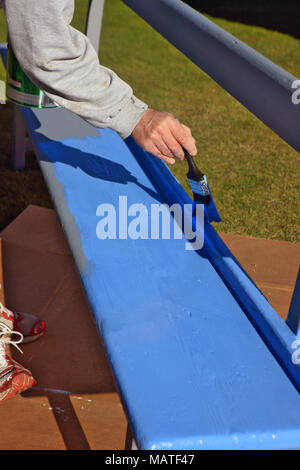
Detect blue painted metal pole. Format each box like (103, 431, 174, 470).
(85, 0, 105, 54)
(287, 269, 300, 337)
(122, 0, 300, 154)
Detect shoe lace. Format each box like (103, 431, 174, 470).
(0, 303, 23, 354)
(0, 301, 14, 319)
(0, 326, 23, 354)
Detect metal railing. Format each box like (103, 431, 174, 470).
(86, 0, 300, 154)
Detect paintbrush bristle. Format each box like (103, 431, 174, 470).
(188, 175, 221, 223)
(184, 148, 221, 223)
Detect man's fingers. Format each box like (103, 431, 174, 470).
(181, 125, 197, 157)
(147, 142, 176, 165)
(156, 152, 176, 165)
(161, 131, 185, 160)
(153, 134, 176, 160)
(131, 109, 197, 164)
(170, 120, 197, 156)
(149, 127, 184, 162)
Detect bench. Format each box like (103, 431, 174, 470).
(1, 0, 300, 450)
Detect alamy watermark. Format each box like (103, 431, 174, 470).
(291, 80, 300, 104)
(291, 339, 300, 365)
(95, 196, 204, 251)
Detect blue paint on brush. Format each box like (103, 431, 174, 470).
(202, 175, 221, 223)
(184, 149, 221, 223)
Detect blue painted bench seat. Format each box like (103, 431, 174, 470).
(1, 44, 300, 450)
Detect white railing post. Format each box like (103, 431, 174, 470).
(85, 0, 105, 54)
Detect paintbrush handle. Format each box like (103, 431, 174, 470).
(183, 148, 205, 181)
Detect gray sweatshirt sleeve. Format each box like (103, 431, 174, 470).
(3, 0, 148, 138)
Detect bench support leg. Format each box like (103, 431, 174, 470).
(12, 105, 27, 170)
(125, 423, 138, 450)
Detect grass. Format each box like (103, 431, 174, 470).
(0, 0, 299, 241)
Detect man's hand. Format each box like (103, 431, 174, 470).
(131, 108, 197, 164)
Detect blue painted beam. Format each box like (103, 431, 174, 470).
(12, 109, 300, 448)
(287, 269, 300, 337)
(34, 128, 300, 447)
(123, 0, 300, 154)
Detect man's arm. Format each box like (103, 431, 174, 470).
(3, 0, 197, 163)
(4, 0, 147, 139)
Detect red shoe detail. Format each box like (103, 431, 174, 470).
(0, 310, 14, 322)
(0, 356, 36, 402)
(31, 319, 47, 337)
(13, 312, 47, 344)
(13, 312, 24, 323)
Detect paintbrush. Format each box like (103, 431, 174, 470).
(183, 148, 221, 223)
